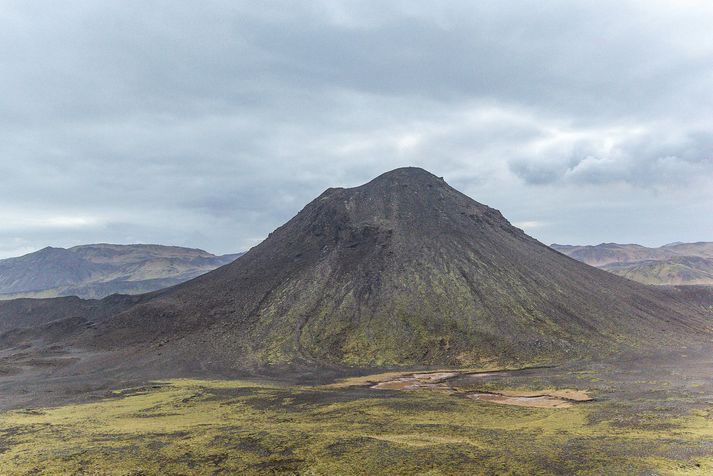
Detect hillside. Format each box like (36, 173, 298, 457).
(552, 242, 713, 285)
(0, 244, 242, 300)
(0, 168, 711, 386)
(0, 166, 711, 415)
(60, 167, 711, 373)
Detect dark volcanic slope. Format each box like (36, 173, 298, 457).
(0, 294, 146, 352)
(74, 168, 711, 371)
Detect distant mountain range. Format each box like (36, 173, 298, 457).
(551, 242, 713, 285)
(0, 244, 243, 300)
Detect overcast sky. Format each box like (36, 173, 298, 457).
(1, 0, 712, 258)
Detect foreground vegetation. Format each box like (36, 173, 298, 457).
(1, 374, 713, 475)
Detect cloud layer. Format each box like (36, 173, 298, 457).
(1, 1, 712, 257)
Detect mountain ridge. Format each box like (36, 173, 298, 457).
(552, 242, 713, 285)
(0, 244, 243, 300)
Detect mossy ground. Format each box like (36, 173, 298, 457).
(2, 371, 713, 475)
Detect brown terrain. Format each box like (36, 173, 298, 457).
(0, 244, 242, 300)
(552, 242, 713, 285)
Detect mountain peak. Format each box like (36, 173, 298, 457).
(302, 166, 504, 243)
(373, 166, 441, 180)
(364, 167, 445, 189)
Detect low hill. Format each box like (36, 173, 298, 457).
(552, 242, 713, 285)
(0, 244, 242, 300)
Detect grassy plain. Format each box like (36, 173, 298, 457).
(2, 362, 713, 475)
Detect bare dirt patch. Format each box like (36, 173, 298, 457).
(366, 369, 592, 408)
(466, 391, 587, 408)
(371, 372, 458, 390)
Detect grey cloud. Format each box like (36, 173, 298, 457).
(0, 0, 712, 257)
(3, 1, 711, 123)
(509, 162, 564, 186)
(509, 130, 713, 187)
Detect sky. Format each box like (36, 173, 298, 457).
(1, 0, 712, 258)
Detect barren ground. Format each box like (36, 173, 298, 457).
(2, 347, 713, 474)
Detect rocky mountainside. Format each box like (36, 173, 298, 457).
(0, 244, 242, 300)
(51, 167, 710, 373)
(1, 168, 711, 384)
(552, 242, 713, 285)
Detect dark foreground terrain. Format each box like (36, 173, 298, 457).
(2, 349, 713, 474)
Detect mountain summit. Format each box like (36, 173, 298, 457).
(72, 167, 709, 371)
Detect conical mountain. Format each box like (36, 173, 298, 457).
(81, 167, 711, 370)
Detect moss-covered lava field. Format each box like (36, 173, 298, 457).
(3, 353, 713, 475)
